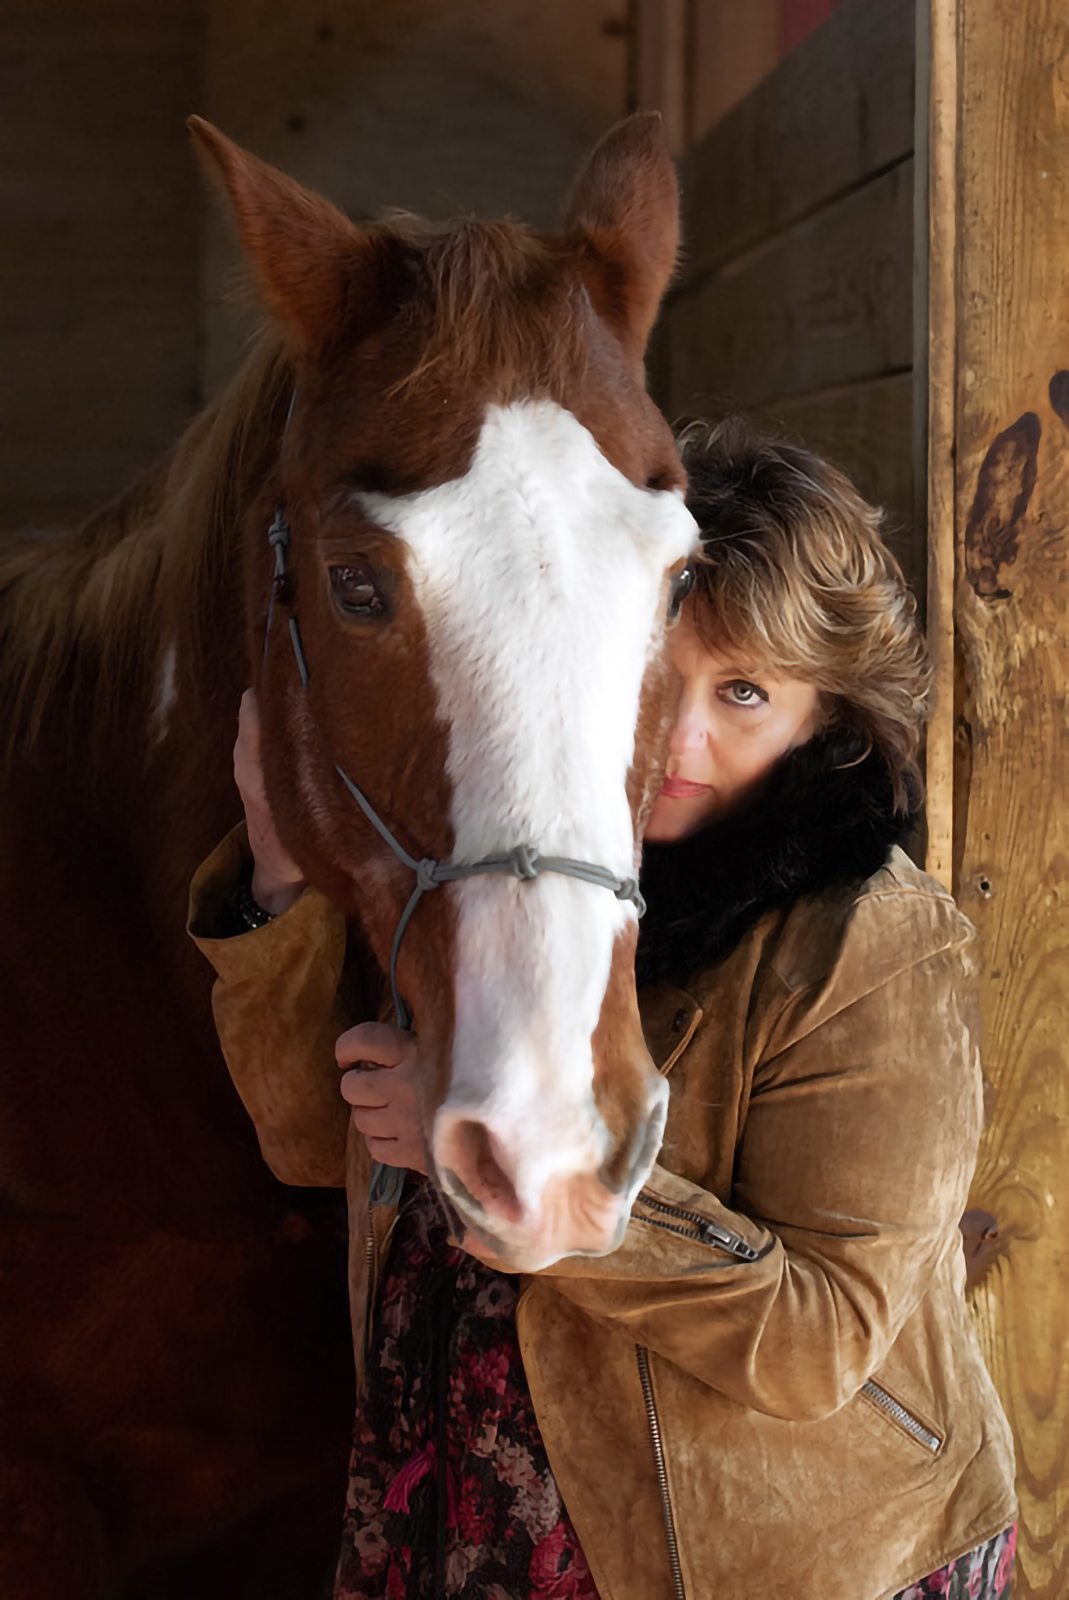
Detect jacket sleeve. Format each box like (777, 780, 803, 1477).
(537, 896, 983, 1421)
(187, 822, 352, 1188)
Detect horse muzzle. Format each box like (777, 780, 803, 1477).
(432, 1072, 668, 1270)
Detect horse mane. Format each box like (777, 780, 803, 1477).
(0, 334, 291, 762)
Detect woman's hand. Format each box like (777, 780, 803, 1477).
(337, 1022, 430, 1175)
(233, 688, 307, 915)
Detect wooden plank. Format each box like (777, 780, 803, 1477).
(921, 0, 957, 890)
(682, 0, 914, 278)
(666, 159, 913, 414)
(766, 373, 918, 587)
(780, 0, 844, 55)
(689, 0, 780, 142)
(944, 2, 1069, 1594)
(631, 0, 689, 153)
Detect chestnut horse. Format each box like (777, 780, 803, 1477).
(0, 116, 694, 1597)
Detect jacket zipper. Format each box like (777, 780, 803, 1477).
(636, 1345, 687, 1600)
(363, 1215, 378, 1363)
(636, 1191, 761, 1261)
(861, 1379, 942, 1452)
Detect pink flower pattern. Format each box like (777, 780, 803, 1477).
(334, 1178, 598, 1599)
(892, 1525, 1016, 1600)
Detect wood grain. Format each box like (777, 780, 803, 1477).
(947, 3, 1069, 1593)
(666, 158, 914, 414)
(766, 372, 919, 587)
(922, 0, 958, 890)
(682, 0, 914, 278)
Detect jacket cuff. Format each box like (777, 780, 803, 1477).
(187, 821, 253, 941)
(187, 821, 345, 973)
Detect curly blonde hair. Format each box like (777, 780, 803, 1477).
(679, 417, 931, 811)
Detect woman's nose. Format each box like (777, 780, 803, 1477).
(668, 697, 707, 754)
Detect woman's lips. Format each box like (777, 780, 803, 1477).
(658, 776, 712, 799)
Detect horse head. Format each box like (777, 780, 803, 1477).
(191, 116, 697, 1270)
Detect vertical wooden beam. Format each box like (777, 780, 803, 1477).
(921, 0, 958, 890)
(630, 0, 689, 152)
(932, 2, 1069, 1593)
(689, 0, 780, 142)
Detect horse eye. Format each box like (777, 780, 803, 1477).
(667, 564, 694, 623)
(330, 562, 386, 618)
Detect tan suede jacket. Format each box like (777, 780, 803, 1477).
(189, 829, 1016, 1600)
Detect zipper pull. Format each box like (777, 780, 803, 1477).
(698, 1220, 760, 1261)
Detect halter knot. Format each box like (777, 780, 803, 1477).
(416, 857, 441, 893)
(615, 876, 647, 918)
(508, 843, 541, 881)
(267, 508, 290, 549)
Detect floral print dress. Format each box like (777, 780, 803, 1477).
(333, 1178, 1014, 1600)
(894, 1526, 1016, 1600)
(334, 1177, 597, 1599)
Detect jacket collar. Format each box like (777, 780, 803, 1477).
(636, 728, 918, 995)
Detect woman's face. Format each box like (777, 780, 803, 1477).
(645, 602, 822, 843)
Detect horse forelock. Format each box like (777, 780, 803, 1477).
(374, 216, 591, 405)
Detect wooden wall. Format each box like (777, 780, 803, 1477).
(0, 0, 202, 533)
(649, 0, 921, 590)
(924, 1, 1069, 1593)
(1, 1, 629, 529)
(201, 0, 628, 392)
(632, 0, 848, 147)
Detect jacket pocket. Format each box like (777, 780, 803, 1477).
(859, 1377, 945, 1455)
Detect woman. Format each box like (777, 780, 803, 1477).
(190, 418, 1017, 1600)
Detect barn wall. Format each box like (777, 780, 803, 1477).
(925, 1, 1069, 1591)
(0, 1, 629, 530)
(200, 0, 629, 392)
(651, 0, 921, 590)
(0, 0, 203, 533)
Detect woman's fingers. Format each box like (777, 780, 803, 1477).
(336, 1021, 415, 1070)
(233, 686, 306, 910)
(233, 689, 265, 802)
(364, 1133, 428, 1175)
(346, 1101, 401, 1133)
(339, 1067, 392, 1108)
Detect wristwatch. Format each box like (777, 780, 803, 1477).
(230, 859, 276, 932)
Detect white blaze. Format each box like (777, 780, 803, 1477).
(358, 401, 696, 1205)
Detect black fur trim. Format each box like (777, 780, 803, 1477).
(636, 730, 918, 989)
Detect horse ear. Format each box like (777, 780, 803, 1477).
(188, 116, 373, 357)
(563, 113, 680, 366)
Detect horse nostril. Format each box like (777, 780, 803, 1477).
(630, 1094, 668, 1188)
(439, 1120, 523, 1228)
(599, 1094, 668, 1196)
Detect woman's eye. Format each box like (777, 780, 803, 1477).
(667, 564, 694, 623)
(330, 562, 386, 618)
(727, 680, 767, 706)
